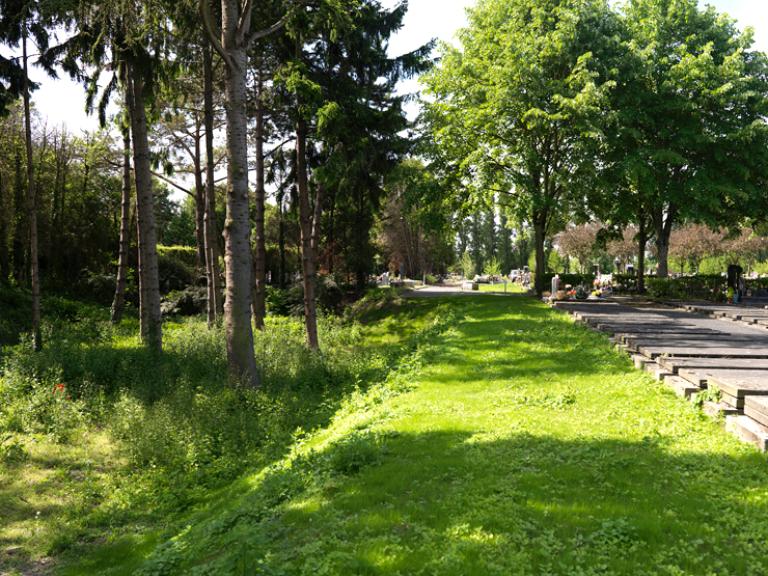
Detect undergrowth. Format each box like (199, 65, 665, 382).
(0, 288, 443, 573)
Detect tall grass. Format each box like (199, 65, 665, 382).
(0, 291, 430, 555)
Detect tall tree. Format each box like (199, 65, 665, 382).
(110, 120, 132, 323)
(0, 0, 52, 350)
(423, 0, 621, 294)
(55, 1, 170, 351)
(605, 0, 768, 278)
(202, 42, 223, 326)
(201, 0, 285, 384)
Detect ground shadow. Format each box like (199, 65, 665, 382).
(88, 429, 768, 575)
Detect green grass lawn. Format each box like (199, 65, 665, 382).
(59, 295, 768, 575)
(477, 282, 527, 293)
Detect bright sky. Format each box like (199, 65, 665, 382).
(20, 0, 768, 132)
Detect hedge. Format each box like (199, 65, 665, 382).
(543, 273, 595, 288)
(646, 274, 725, 301)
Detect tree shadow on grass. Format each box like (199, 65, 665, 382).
(82, 429, 768, 575)
(2, 301, 451, 574)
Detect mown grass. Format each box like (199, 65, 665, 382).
(53, 295, 768, 575)
(476, 282, 527, 294)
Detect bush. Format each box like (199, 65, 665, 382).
(317, 276, 344, 313)
(266, 285, 305, 316)
(157, 245, 199, 269)
(161, 286, 208, 317)
(0, 284, 31, 346)
(543, 273, 595, 289)
(0, 311, 396, 490)
(646, 274, 725, 301)
(158, 251, 196, 294)
(745, 277, 768, 294)
(612, 274, 656, 294)
(0, 433, 28, 465)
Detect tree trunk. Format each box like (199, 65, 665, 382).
(655, 237, 670, 278)
(12, 149, 26, 285)
(126, 65, 162, 352)
(0, 171, 8, 282)
(111, 123, 132, 324)
(278, 189, 286, 288)
(297, 117, 319, 350)
(325, 186, 335, 273)
(653, 205, 676, 279)
(193, 123, 206, 269)
(22, 31, 42, 351)
(637, 218, 647, 294)
(203, 42, 223, 327)
(221, 2, 259, 386)
(533, 216, 546, 296)
(252, 68, 267, 331)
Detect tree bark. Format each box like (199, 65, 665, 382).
(111, 122, 132, 324)
(22, 31, 42, 351)
(654, 205, 676, 279)
(0, 171, 8, 283)
(126, 65, 163, 352)
(252, 67, 267, 331)
(220, 0, 259, 386)
(533, 215, 547, 296)
(193, 122, 206, 269)
(12, 149, 26, 285)
(203, 41, 223, 327)
(637, 217, 647, 294)
(277, 188, 286, 288)
(296, 117, 319, 350)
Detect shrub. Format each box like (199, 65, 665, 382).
(157, 252, 196, 294)
(317, 276, 344, 313)
(543, 273, 595, 288)
(0, 285, 31, 346)
(161, 286, 208, 317)
(265, 285, 304, 316)
(157, 245, 199, 269)
(646, 274, 725, 301)
(0, 433, 28, 465)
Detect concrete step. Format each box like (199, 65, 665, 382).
(644, 361, 672, 381)
(726, 415, 768, 452)
(662, 375, 700, 399)
(702, 401, 740, 419)
(630, 354, 652, 370)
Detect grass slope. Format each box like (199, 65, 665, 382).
(66, 296, 768, 575)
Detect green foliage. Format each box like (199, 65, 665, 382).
(0, 433, 27, 465)
(0, 297, 453, 571)
(157, 250, 196, 294)
(612, 273, 649, 294)
(0, 283, 31, 346)
(483, 256, 501, 278)
(646, 275, 725, 301)
(543, 273, 595, 288)
(423, 0, 622, 292)
(157, 245, 198, 269)
(460, 251, 474, 279)
(160, 286, 207, 317)
(266, 284, 304, 316)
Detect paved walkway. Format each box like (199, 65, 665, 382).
(555, 299, 768, 450)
